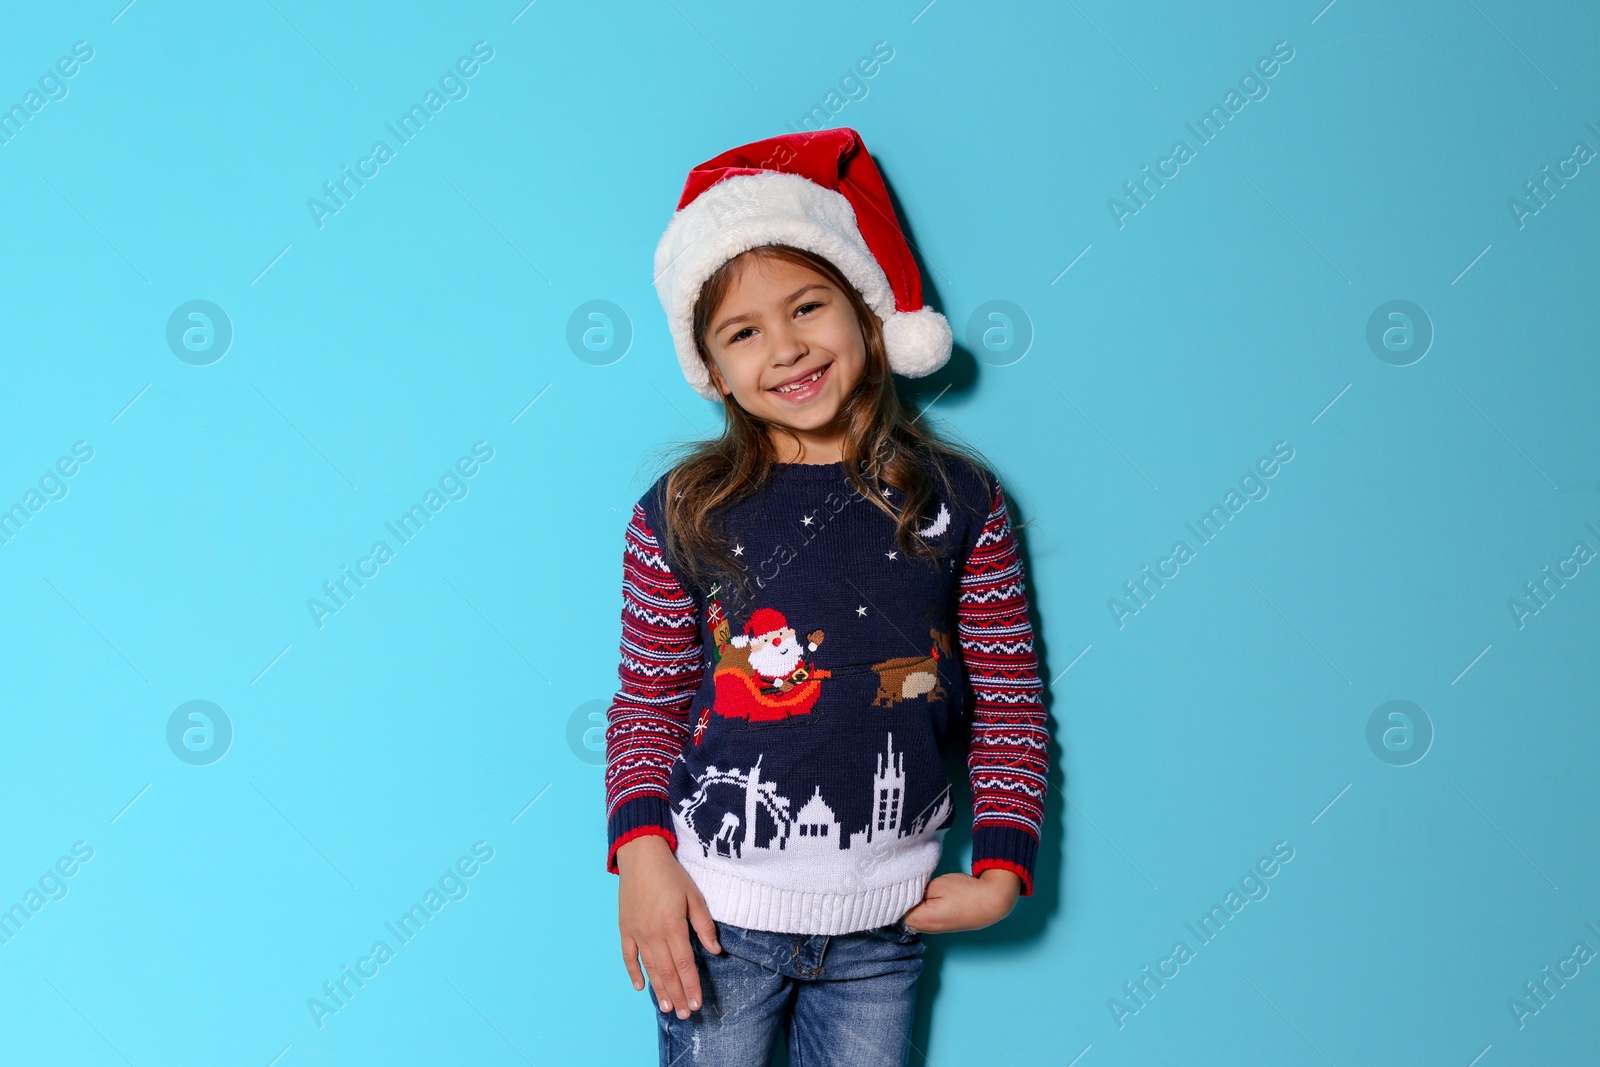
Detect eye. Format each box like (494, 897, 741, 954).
(726, 301, 822, 344)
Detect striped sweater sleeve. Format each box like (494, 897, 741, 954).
(604, 499, 703, 876)
(957, 479, 1049, 895)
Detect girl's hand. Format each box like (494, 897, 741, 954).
(900, 869, 1022, 934)
(615, 835, 722, 1019)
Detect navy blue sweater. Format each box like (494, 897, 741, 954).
(605, 455, 1047, 935)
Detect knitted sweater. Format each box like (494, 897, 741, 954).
(603, 456, 1048, 935)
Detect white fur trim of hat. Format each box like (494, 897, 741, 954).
(653, 129, 952, 402)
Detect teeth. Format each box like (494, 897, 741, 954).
(776, 368, 824, 393)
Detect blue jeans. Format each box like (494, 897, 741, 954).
(649, 918, 924, 1067)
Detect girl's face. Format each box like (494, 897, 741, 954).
(701, 254, 866, 460)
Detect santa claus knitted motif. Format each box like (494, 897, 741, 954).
(653, 127, 953, 400)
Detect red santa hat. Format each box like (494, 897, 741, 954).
(742, 607, 789, 642)
(654, 128, 953, 401)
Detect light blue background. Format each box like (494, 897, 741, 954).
(2, 1, 1597, 1064)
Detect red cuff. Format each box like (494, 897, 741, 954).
(972, 857, 1034, 896)
(606, 825, 677, 875)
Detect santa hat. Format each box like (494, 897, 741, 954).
(654, 128, 953, 401)
(742, 607, 789, 642)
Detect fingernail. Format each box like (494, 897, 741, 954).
(689, 998, 699, 1010)
(659, 999, 669, 1012)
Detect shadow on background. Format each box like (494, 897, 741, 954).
(906, 457, 1069, 1064)
(884, 176, 1069, 1063)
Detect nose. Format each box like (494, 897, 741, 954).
(768, 316, 808, 365)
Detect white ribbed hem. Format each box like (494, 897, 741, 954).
(679, 853, 930, 936)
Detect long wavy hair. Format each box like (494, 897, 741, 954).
(655, 243, 993, 604)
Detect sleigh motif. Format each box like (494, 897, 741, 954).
(712, 661, 833, 723)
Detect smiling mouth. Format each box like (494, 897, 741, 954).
(770, 364, 830, 396)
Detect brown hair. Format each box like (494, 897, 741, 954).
(654, 243, 993, 602)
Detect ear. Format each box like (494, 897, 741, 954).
(705, 359, 731, 396)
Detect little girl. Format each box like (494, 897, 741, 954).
(603, 128, 1049, 1067)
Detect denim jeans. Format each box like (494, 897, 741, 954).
(649, 917, 924, 1067)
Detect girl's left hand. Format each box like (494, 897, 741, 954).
(901, 869, 1022, 934)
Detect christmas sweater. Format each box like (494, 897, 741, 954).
(603, 456, 1048, 935)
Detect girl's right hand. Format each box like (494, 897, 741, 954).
(615, 834, 722, 1019)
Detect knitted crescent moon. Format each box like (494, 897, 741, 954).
(915, 501, 951, 538)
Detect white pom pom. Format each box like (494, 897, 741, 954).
(881, 307, 953, 379)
